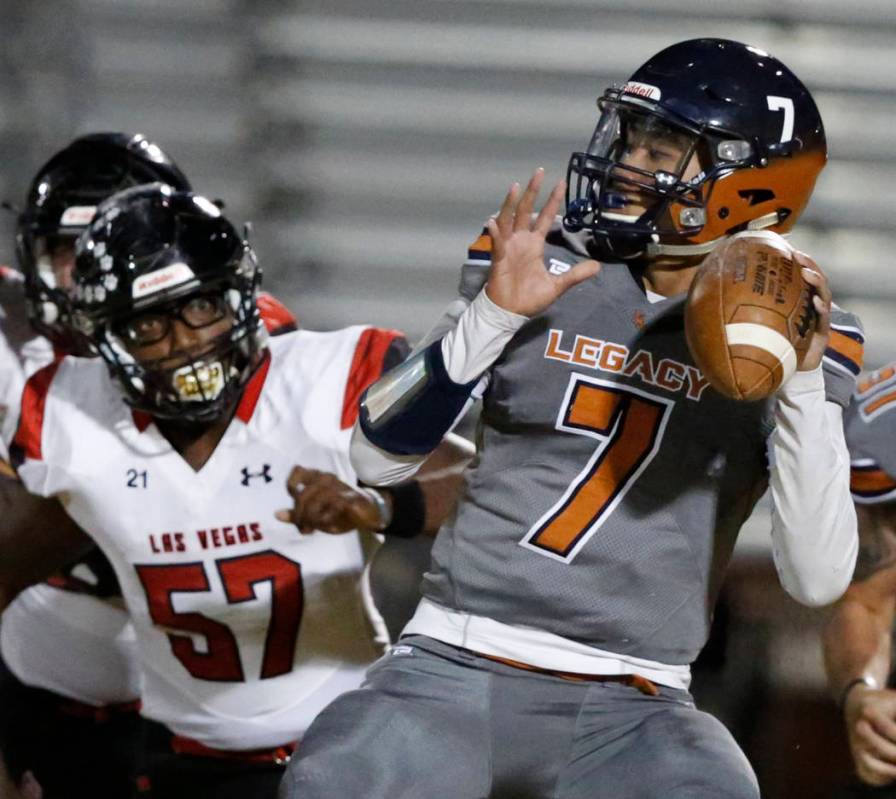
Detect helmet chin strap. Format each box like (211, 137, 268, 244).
(645, 211, 780, 257)
(645, 237, 720, 257)
(601, 211, 642, 224)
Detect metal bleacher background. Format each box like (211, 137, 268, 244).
(0, 6, 890, 794)
(0, 0, 892, 366)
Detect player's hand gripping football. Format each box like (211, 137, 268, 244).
(844, 683, 896, 786)
(276, 466, 385, 535)
(485, 169, 600, 316)
(794, 252, 831, 372)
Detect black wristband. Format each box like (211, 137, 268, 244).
(839, 676, 877, 710)
(380, 481, 426, 539)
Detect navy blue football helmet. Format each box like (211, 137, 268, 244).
(565, 39, 826, 261)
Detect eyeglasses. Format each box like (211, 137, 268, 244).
(117, 293, 229, 346)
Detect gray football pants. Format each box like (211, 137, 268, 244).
(279, 636, 759, 799)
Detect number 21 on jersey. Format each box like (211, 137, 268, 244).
(520, 374, 674, 563)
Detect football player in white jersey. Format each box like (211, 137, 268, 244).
(0, 134, 304, 799)
(0, 133, 197, 799)
(0, 182, 457, 798)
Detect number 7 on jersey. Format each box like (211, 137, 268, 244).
(520, 375, 674, 563)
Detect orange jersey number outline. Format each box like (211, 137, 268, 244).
(520, 375, 674, 563)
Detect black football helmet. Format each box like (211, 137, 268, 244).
(565, 38, 826, 261)
(72, 184, 264, 422)
(17, 132, 192, 350)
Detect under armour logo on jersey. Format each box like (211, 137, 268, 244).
(548, 258, 572, 276)
(241, 464, 273, 486)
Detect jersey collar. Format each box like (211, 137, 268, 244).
(234, 349, 272, 424)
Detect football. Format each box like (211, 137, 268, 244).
(684, 230, 815, 401)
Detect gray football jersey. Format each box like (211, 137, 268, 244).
(845, 361, 896, 504)
(422, 222, 863, 665)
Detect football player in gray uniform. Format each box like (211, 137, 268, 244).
(824, 362, 896, 792)
(281, 39, 862, 799)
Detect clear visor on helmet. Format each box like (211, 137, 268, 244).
(586, 102, 704, 221)
(588, 104, 698, 167)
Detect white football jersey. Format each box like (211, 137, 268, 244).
(0, 583, 140, 705)
(0, 327, 24, 446)
(0, 269, 39, 443)
(0, 315, 142, 705)
(16, 326, 403, 749)
(2, 292, 300, 708)
(2, 293, 300, 708)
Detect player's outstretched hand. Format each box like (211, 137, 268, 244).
(845, 684, 896, 786)
(485, 168, 601, 317)
(795, 252, 831, 372)
(276, 466, 383, 535)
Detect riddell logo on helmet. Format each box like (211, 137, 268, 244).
(132, 262, 196, 299)
(622, 81, 661, 101)
(60, 206, 97, 226)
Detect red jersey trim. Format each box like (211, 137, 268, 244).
(14, 360, 62, 461)
(257, 292, 298, 335)
(132, 410, 153, 432)
(341, 328, 403, 430)
(170, 734, 296, 764)
(236, 350, 272, 423)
